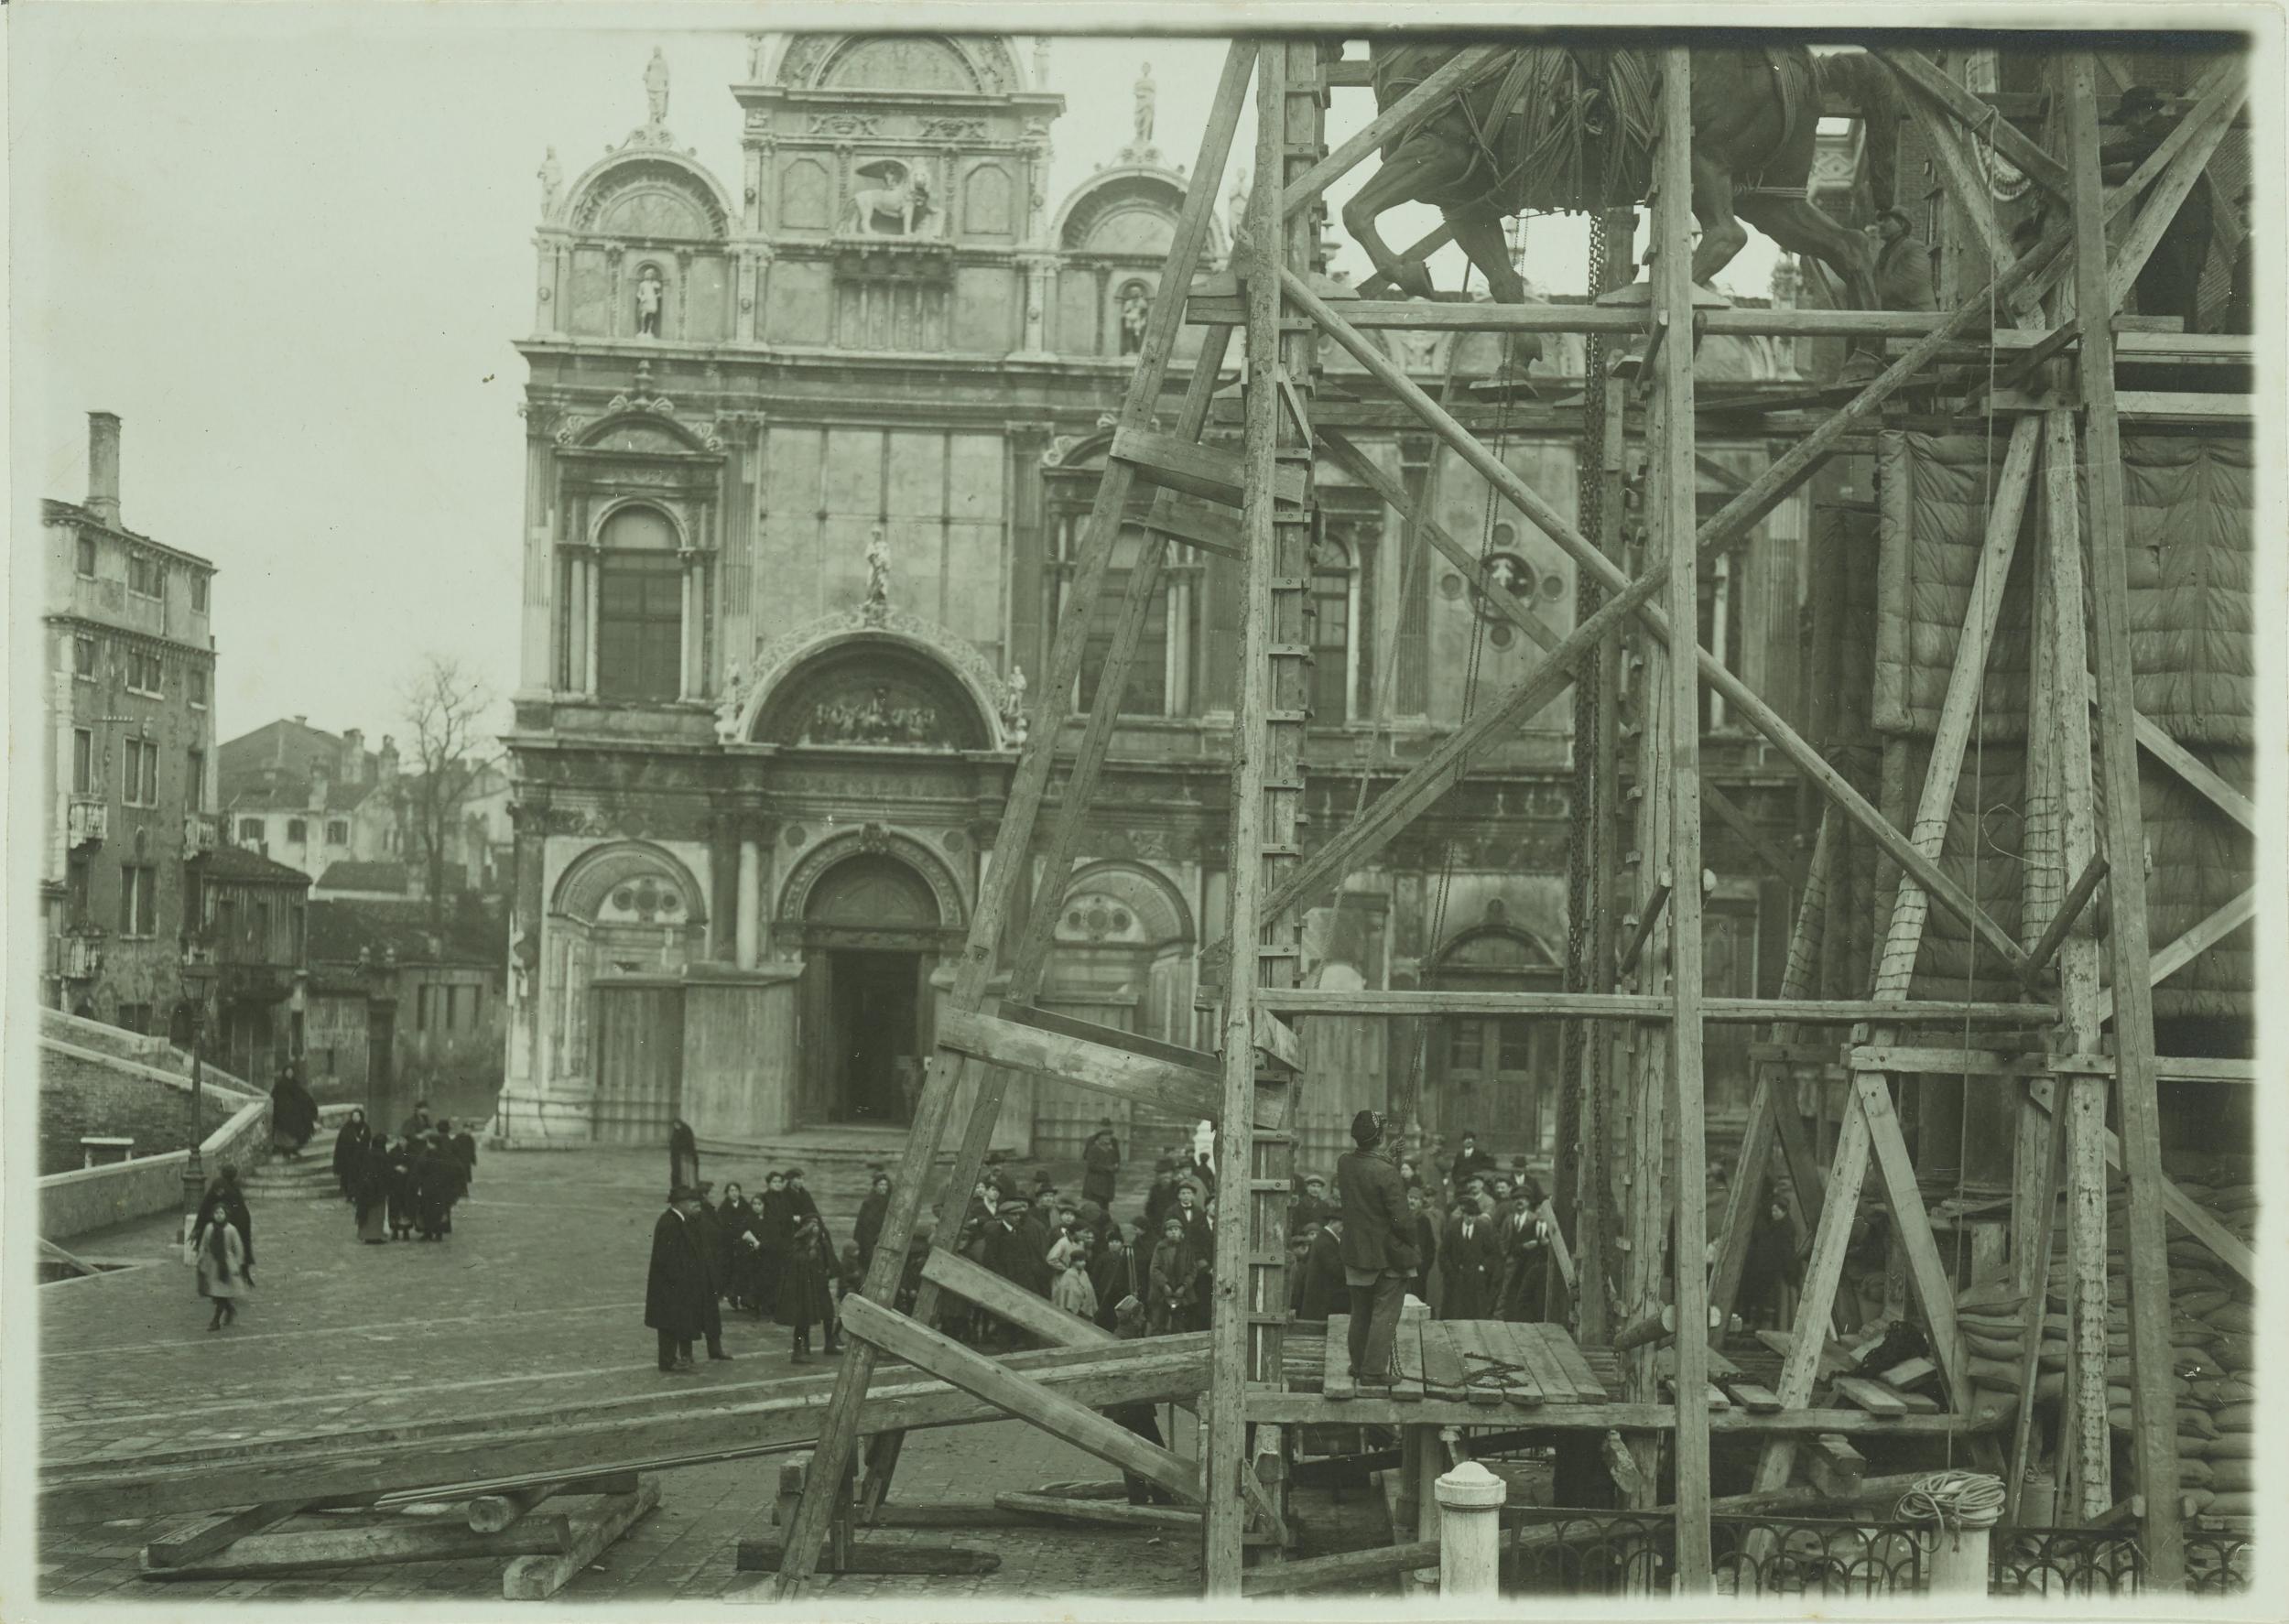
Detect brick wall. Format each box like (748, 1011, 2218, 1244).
(38, 1039, 261, 1176)
(40, 1094, 270, 1241)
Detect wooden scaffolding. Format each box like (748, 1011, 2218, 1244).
(772, 35, 2254, 1598)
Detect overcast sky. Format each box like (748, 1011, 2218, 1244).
(13, 8, 1780, 746)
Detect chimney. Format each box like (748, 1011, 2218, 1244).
(341, 727, 365, 785)
(377, 735, 399, 790)
(309, 760, 331, 813)
(87, 412, 122, 525)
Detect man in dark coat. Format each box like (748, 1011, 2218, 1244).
(1448, 1132, 1498, 1196)
(1170, 1182, 1210, 1250)
(1335, 1109, 1418, 1388)
(1081, 1121, 1122, 1211)
(399, 1099, 433, 1141)
(1439, 1199, 1501, 1321)
(330, 1109, 371, 1199)
(645, 1186, 711, 1374)
(854, 1173, 892, 1275)
(1495, 1186, 1552, 1323)
(668, 1119, 700, 1193)
(2101, 85, 2215, 332)
(1406, 1184, 1439, 1308)
(1869, 208, 1939, 313)
(1142, 1162, 1180, 1233)
(978, 1196, 1046, 1348)
(1102, 1295, 1174, 1505)
(1737, 1190, 1802, 1333)
(271, 1065, 320, 1155)
(1295, 1216, 1348, 1323)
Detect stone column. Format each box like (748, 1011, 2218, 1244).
(1435, 1460, 1507, 1597)
(737, 838, 763, 969)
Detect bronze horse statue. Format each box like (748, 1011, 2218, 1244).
(1341, 43, 1899, 335)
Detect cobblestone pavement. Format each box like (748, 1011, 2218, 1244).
(36, 1142, 1218, 1603)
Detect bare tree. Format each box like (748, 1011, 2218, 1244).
(399, 655, 498, 926)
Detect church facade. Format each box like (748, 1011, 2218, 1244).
(498, 34, 1821, 1167)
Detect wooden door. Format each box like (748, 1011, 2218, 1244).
(1442, 1014, 1558, 1165)
(591, 978, 683, 1145)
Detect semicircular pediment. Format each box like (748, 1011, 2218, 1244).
(754, 637, 990, 751)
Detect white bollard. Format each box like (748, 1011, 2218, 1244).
(1925, 1525, 1992, 1594)
(1436, 1459, 1507, 1598)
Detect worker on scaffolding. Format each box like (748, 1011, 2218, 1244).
(2101, 84, 2216, 333)
(1336, 1109, 1418, 1391)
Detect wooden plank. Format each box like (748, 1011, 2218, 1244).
(1449, 1320, 1532, 1407)
(1535, 1324, 1610, 1404)
(1850, 1045, 2046, 1077)
(934, 1007, 1224, 1124)
(1852, 1075, 1972, 1413)
(1252, 1007, 1303, 1072)
(1831, 1377, 1911, 1418)
(1322, 1313, 1355, 1402)
(1498, 1320, 1574, 1407)
(1143, 489, 1242, 559)
(1418, 1321, 1468, 1402)
(840, 1296, 1205, 1505)
(501, 1479, 660, 1601)
(1255, 989, 2052, 1023)
(49, 1340, 1216, 1528)
(920, 1247, 1114, 1349)
(1240, 1394, 2001, 1433)
(2098, 889, 2256, 1024)
(993, 1491, 1201, 1531)
(144, 1501, 308, 1569)
(2068, 53, 2185, 1582)
(1285, 266, 2037, 976)
(1876, 47, 2071, 196)
(1390, 1319, 1427, 1404)
(2131, 712, 2257, 833)
(1111, 424, 1306, 509)
(772, 43, 1263, 1597)
(1729, 1383, 1783, 1413)
(2017, 854, 2111, 988)
(737, 1536, 1001, 1576)
(1808, 1434, 1868, 1498)
(140, 1515, 573, 1578)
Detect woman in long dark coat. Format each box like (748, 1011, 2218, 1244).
(385, 1138, 418, 1240)
(668, 1119, 700, 1194)
(331, 1109, 371, 1198)
(776, 1213, 836, 1362)
(718, 1183, 763, 1312)
(271, 1066, 320, 1157)
(352, 1136, 392, 1243)
(754, 1171, 794, 1316)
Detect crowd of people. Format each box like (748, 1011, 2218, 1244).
(329, 1100, 479, 1244)
(644, 1155, 857, 1371)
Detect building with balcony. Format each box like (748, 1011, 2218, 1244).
(498, 37, 1842, 1164)
(181, 843, 312, 1085)
(39, 412, 221, 1032)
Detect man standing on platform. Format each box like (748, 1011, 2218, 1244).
(1336, 1109, 1417, 1391)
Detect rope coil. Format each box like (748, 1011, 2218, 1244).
(1896, 1469, 2007, 1533)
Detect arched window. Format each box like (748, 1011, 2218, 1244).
(596, 505, 682, 701)
(1307, 531, 1354, 724)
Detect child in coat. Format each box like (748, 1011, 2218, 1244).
(197, 1218, 248, 1330)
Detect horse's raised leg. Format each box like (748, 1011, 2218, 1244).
(1687, 152, 1750, 287)
(1441, 204, 1541, 373)
(1341, 146, 1477, 298)
(1732, 194, 1877, 310)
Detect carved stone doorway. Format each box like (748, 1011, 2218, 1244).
(821, 950, 922, 1126)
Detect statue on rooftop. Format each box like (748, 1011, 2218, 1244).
(645, 47, 670, 125)
(1134, 63, 1155, 149)
(537, 146, 561, 218)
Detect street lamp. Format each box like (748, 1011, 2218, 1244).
(177, 935, 220, 1216)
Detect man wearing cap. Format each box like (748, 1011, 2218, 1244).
(2102, 85, 2215, 332)
(1335, 1109, 1418, 1390)
(645, 1186, 712, 1374)
(1868, 207, 1937, 313)
(1449, 1131, 1498, 1196)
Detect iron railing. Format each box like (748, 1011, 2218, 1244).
(1492, 1508, 2240, 1599)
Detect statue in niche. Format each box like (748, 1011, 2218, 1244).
(1134, 63, 1155, 149)
(537, 146, 561, 217)
(635, 265, 664, 336)
(746, 33, 767, 81)
(1032, 36, 1051, 87)
(645, 47, 670, 125)
(862, 526, 893, 623)
(843, 157, 934, 237)
(1118, 285, 1149, 355)
(1002, 665, 1030, 746)
(714, 657, 752, 743)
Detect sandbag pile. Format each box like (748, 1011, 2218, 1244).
(1944, 1153, 2255, 1523)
